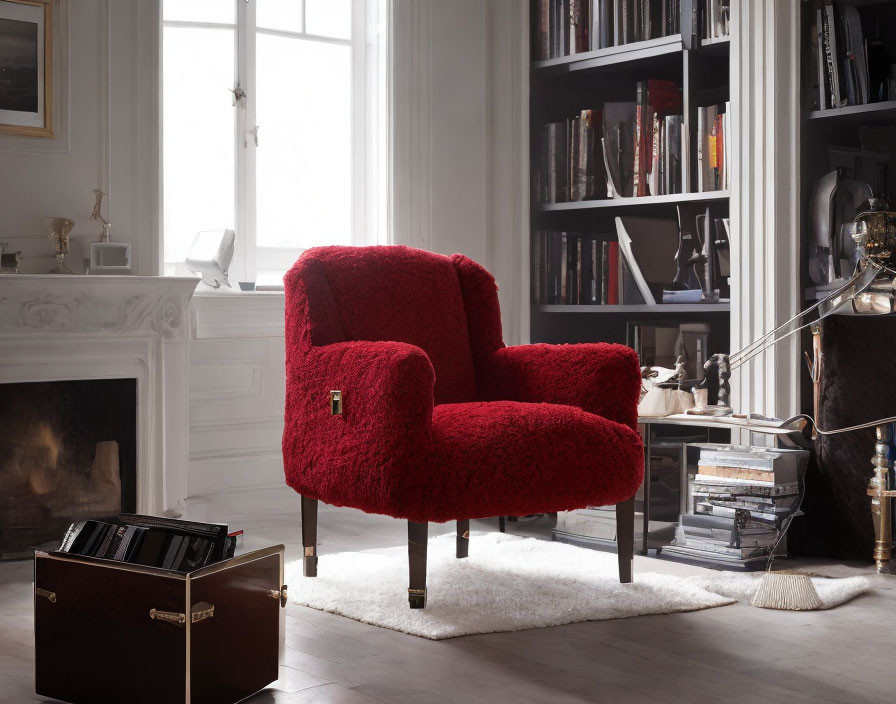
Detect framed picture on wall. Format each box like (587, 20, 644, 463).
(0, 0, 52, 138)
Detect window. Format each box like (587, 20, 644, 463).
(163, 0, 390, 286)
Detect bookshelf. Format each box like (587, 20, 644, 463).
(807, 99, 896, 123)
(529, 2, 732, 349)
(528, 1, 734, 560)
(534, 303, 729, 314)
(538, 189, 729, 211)
(800, 1, 896, 307)
(797, 1, 896, 561)
(533, 33, 684, 73)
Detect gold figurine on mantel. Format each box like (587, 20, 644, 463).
(47, 217, 75, 274)
(90, 188, 111, 242)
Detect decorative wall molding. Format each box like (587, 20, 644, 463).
(133, 0, 162, 275)
(189, 359, 263, 401)
(187, 295, 286, 498)
(191, 292, 285, 339)
(729, 0, 801, 418)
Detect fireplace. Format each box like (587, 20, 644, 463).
(0, 379, 137, 558)
(0, 275, 198, 530)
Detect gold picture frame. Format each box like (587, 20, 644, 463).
(0, 0, 52, 138)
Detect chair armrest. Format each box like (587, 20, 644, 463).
(291, 340, 436, 442)
(483, 343, 641, 429)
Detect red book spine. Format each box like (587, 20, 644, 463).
(608, 242, 620, 304)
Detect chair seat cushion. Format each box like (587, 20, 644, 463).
(393, 401, 644, 523)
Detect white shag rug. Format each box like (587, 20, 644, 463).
(686, 572, 871, 609)
(286, 532, 737, 639)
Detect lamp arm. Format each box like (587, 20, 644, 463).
(730, 317, 821, 370)
(782, 413, 896, 436)
(729, 265, 871, 365)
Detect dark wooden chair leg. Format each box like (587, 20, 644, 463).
(456, 519, 470, 558)
(616, 496, 635, 584)
(301, 495, 318, 577)
(498, 516, 506, 533)
(408, 521, 428, 608)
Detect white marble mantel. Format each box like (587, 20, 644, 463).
(0, 275, 198, 340)
(0, 275, 199, 515)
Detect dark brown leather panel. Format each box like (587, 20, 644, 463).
(34, 553, 186, 703)
(189, 553, 281, 704)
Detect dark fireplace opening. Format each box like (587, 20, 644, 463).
(0, 379, 137, 559)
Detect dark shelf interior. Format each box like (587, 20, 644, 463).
(529, 6, 733, 352)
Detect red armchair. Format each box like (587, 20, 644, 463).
(283, 245, 644, 608)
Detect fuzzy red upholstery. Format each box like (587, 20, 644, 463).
(283, 245, 644, 522)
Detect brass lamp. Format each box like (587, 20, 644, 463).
(698, 201, 896, 574)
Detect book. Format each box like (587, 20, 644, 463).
(697, 464, 799, 485)
(603, 102, 636, 197)
(162, 535, 185, 570)
(78, 522, 112, 557)
(536, 0, 550, 60)
(635, 80, 681, 197)
(120, 513, 231, 562)
(822, 1, 845, 109)
(601, 240, 610, 303)
(679, 537, 772, 559)
(133, 529, 167, 567)
(99, 525, 127, 559)
(560, 233, 568, 301)
(697, 445, 802, 471)
(60, 521, 86, 553)
(571, 0, 589, 53)
(607, 241, 619, 304)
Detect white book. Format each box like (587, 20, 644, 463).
(615, 217, 655, 304)
(601, 136, 620, 198)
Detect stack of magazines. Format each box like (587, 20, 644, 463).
(666, 444, 809, 568)
(56, 514, 237, 573)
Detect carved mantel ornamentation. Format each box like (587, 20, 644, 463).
(0, 276, 198, 340)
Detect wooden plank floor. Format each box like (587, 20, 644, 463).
(1, 495, 893, 703)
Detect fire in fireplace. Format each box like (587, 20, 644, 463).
(0, 379, 136, 559)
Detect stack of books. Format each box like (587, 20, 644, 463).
(532, 1, 686, 61)
(667, 444, 809, 568)
(534, 80, 687, 204)
(536, 110, 607, 204)
(56, 513, 238, 573)
(808, 0, 884, 111)
(702, 0, 729, 41)
(696, 101, 730, 192)
(531, 232, 620, 304)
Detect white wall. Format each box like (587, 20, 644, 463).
(187, 294, 287, 501)
(392, 0, 529, 345)
(0, 0, 158, 275)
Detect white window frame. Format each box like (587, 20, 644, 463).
(162, 0, 389, 283)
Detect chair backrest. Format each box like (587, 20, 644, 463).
(289, 246, 480, 405)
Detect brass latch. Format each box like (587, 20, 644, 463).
(150, 602, 215, 627)
(330, 390, 343, 416)
(268, 584, 288, 607)
(35, 587, 56, 603)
